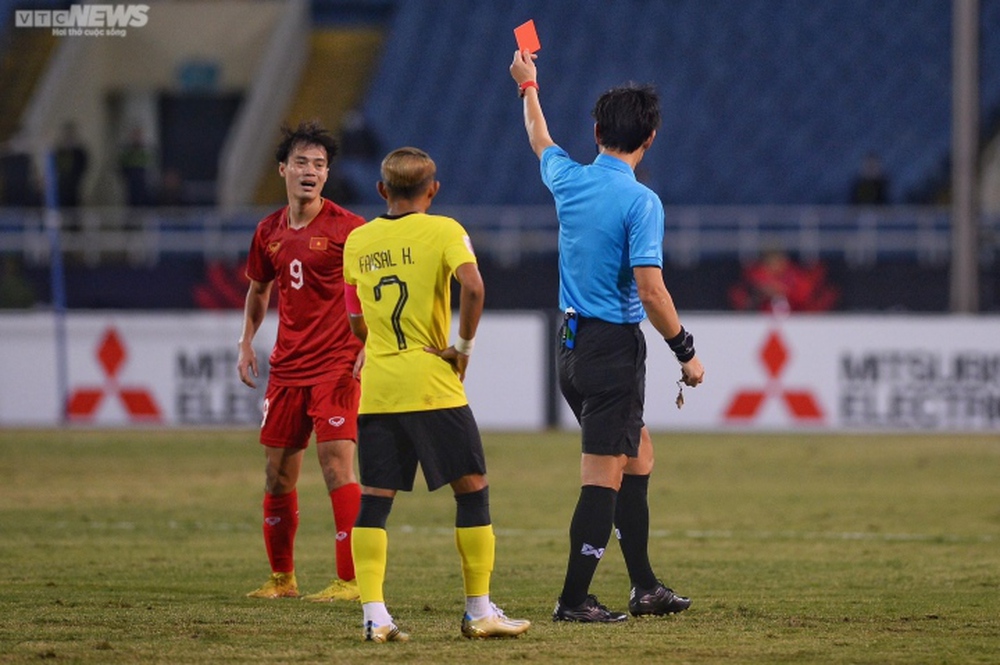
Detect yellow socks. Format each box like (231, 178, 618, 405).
(351, 527, 388, 603)
(455, 525, 495, 597)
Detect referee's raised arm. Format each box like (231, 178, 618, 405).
(510, 49, 555, 158)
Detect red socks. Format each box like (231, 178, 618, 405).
(262, 490, 299, 573)
(262, 485, 360, 580)
(330, 483, 361, 581)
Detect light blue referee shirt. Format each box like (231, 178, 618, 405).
(541, 146, 665, 324)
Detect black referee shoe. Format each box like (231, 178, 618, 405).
(553, 595, 628, 623)
(628, 582, 692, 616)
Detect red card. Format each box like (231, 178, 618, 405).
(514, 19, 541, 53)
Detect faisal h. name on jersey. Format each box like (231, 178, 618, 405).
(356, 247, 415, 273)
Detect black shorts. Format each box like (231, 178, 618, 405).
(558, 316, 646, 457)
(357, 405, 487, 492)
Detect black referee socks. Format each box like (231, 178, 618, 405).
(560, 484, 617, 608)
(615, 473, 658, 590)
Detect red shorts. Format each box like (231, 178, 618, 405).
(260, 374, 359, 448)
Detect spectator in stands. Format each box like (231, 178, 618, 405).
(728, 248, 839, 313)
(156, 167, 188, 207)
(0, 256, 37, 308)
(118, 127, 154, 206)
(54, 121, 89, 208)
(0, 137, 42, 207)
(330, 108, 378, 205)
(339, 108, 380, 160)
(322, 162, 358, 205)
(850, 152, 889, 205)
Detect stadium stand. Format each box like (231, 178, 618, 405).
(355, 0, 1000, 206)
(2, 0, 999, 312)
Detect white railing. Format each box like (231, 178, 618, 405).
(662, 206, 962, 267)
(2, 205, 998, 268)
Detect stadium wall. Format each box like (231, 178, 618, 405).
(1, 311, 998, 433)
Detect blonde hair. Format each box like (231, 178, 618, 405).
(380, 147, 436, 199)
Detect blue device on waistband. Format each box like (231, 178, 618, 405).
(563, 308, 578, 349)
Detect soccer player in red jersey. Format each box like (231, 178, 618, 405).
(237, 121, 365, 601)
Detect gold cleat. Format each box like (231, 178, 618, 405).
(461, 604, 531, 639)
(302, 578, 360, 602)
(364, 620, 410, 643)
(246, 572, 299, 599)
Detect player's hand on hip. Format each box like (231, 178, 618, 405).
(509, 49, 538, 85)
(680, 356, 705, 387)
(425, 345, 470, 381)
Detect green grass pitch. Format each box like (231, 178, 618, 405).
(1, 429, 998, 664)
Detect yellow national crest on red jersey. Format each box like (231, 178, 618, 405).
(267, 241, 281, 254)
(309, 237, 329, 250)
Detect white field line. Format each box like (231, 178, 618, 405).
(53, 521, 997, 543)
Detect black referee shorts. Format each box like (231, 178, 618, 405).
(357, 405, 487, 492)
(558, 316, 646, 457)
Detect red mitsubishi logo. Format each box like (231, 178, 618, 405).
(723, 329, 824, 423)
(66, 327, 162, 422)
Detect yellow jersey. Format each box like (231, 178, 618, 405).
(343, 212, 477, 413)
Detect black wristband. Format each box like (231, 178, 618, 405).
(665, 326, 696, 363)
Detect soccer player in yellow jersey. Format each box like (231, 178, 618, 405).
(342, 147, 530, 643)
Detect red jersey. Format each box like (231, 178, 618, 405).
(246, 198, 365, 386)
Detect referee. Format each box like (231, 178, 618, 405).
(510, 50, 706, 623)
